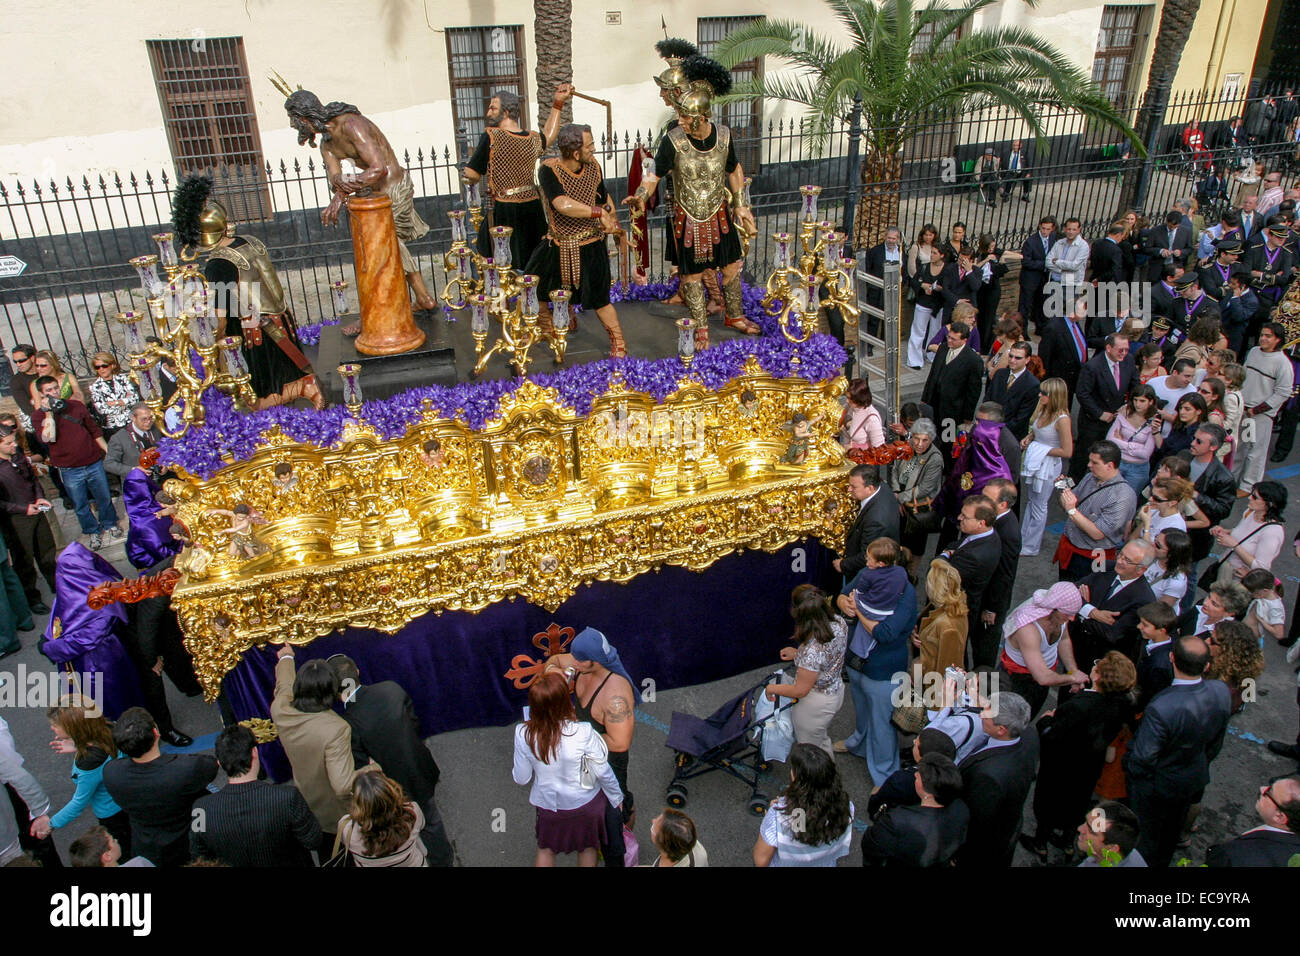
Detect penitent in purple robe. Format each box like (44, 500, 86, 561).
(40, 543, 144, 720)
(124, 470, 181, 571)
(935, 418, 1014, 521)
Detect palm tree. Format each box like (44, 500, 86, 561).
(534, 0, 573, 127)
(1118, 0, 1204, 211)
(713, 0, 1142, 248)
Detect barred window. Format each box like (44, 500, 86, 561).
(912, 14, 968, 58)
(447, 25, 529, 147)
(147, 37, 271, 221)
(698, 16, 763, 173)
(1091, 6, 1154, 104)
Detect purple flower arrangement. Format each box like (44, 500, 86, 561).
(159, 280, 846, 479)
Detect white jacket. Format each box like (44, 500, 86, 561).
(513, 720, 624, 812)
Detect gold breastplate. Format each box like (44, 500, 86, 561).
(668, 125, 730, 223)
(208, 236, 286, 314)
(487, 128, 542, 203)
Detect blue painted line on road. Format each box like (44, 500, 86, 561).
(635, 708, 671, 736)
(1265, 463, 1300, 480)
(1046, 521, 1065, 534)
(161, 731, 217, 754)
(1227, 726, 1269, 745)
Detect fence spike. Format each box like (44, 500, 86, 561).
(49, 178, 58, 196)
(415, 147, 424, 163)
(128, 171, 138, 188)
(31, 179, 41, 197)
(113, 172, 123, 190)
(66, 176, 75, 192)
(160, 169, 170, 188)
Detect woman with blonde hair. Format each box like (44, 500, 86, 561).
(42, 695, 129, 855)
(86, 352, 140, 438)
(28, 350, 83, 408)
(1133, 476, 1196, 543)
(1019, 377, 1073, 556)
(913, 558, 968, 676)
(338, 767, 427, 866)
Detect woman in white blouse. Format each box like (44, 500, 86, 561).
(1145, 529, 1193, 615)
(513, 672, 624, 867)
(753, 743, 854, 867)
(1210, 480, 1288, 586)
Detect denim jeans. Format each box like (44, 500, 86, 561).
(58, 462, 118, 535)
(844, 667, 903, 786)
(1118, 460, 1150, 497)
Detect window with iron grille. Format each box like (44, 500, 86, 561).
(912, 14, 968, 59)
(447, 25, 529, 150)
(147, 37, 271, 221)
(698, 16, 763, 173)
(1091, 6, 1154, 104)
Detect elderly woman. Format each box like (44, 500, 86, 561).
(997, 582, 1090, 717)
(889, 418, 943, 560)
(1020, 650, 1137, 859)
(85, 352, 140, 440)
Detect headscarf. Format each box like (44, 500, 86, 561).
(571, 627, 635, 692)
(1003, 582, 1083, 638)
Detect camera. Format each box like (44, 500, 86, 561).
(46, 397, 67, 414)
(945, 666, 974, 708)
(1053, 475, 1075, 491)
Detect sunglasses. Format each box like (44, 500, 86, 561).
(1151, 496, 1169, 504)
(93, 363, 112, 370)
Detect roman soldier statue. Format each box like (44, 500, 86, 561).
(171, 175, 324, 409)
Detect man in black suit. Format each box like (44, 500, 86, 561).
(940, 494, 1003, 647)
(1220, 266, 1259, 358)
(1149, 263, 1180, 329)
(1019, 217, 1056, 334)
(1197, 236, 1243, 303)
(1038, 292, 1090, 403)
(191, 725, 320, 867)
(938, 253, 983, 324)
(1184, 426, 1236, 564)
(1124, 635, 1232, 868)
(862, 753, 970, 867)
(985, 341, 1039, 441)
(1144, 211, 1196, 283)
(957, 692, 1039, 867)
(921, 320, 983, 459)
(1134, 601, 1178, 712)
(862, 226, 902, 345)
(1000, 139, 1032, 202)
(1207, 774, 1300, 866)
(330, 655, 453, 866)
(1070, 333, 1135, 481)
(1089, 222, 1127, 285)
(978, 478, 1021, 669)
(833, 463, 900, 582)
(1068, 539, 1158, 664)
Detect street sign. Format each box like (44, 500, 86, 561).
(0, 256, 27, 278)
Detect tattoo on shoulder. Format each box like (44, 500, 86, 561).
(604, 695, 632, 723)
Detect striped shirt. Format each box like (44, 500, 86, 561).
(191, 780, 321, 867)
(1065, 473, 1136, 552)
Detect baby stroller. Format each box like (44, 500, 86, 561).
(664, 672, 794, 816)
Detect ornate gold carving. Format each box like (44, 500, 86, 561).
(167, 371, 853, 698)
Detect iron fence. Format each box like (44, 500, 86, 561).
(3, 88, 1298, 379)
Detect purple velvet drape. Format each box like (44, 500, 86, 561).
(123, 470, 181, 570)
(221, 540, 837, 781)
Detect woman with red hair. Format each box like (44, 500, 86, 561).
(513, 672, 624, 866)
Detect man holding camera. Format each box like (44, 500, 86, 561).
(31, 375, 121, 550)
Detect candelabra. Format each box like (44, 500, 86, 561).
(442, 214, 572, 376)
(120, 235, 256, 437)
(760, 185, 860, 363)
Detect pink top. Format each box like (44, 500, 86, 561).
(1107, 414, 1157, 464)
(842, 404, 885, 450)
(1225, 513, 1285, 574)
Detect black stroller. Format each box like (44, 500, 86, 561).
(664, 672, 794, 816)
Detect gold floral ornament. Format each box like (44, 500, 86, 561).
(960, 472, 974, 491)
(504, 623, 576, 689)
(238, 717, 279, 743)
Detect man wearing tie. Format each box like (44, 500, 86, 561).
(1018, 217, 1056, 335)
(1071, 334, 1135, 481)
(1039, 292, 1090, 402)
(1068, 539, 1158, 664)
(1144, 211, 1195, 283)
(1088, 222, 1127, 286)
(863, 227, 903, 343)
(986, 341, 1040, 441)
(939, 494, 1003, 648)
(104, 404, 163, 481)
(1197, 237, 1243, 303)
(1000, 139, 1031, 202)
(1238, 194, 1261, 245)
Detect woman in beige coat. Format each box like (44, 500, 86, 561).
(914, 558, 969, 677)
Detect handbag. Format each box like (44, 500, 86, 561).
(323, 821, 356, 868)
(578, 752, 597, 790)
(903, 500, 943, 535)
(1196, 522, 1275, 592)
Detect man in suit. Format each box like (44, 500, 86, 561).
(1068, 539, 1158, 664)
(1075, 801, 1147, 866)
(101, 707, 219, 867)
(921, 321, 983, 459)
(1135, 601, 1178, 712)
(938, 253, 983, 324)
(330, 655, 454, 866)
(957, 692, 1039, 867)
(940, 494, 1003, 646)
(270, 644, 356, 859)
(1197, 237, 1243, 303)
(1019, 217, 1056, 334)
(1184, 426, 1236, 564)
(1238, 193, 1263, 245)
(1039, 292, 1090, 403)
(191, 724, 321, 867)
(1149, 263, 1180, 329)
(862, 753, 970, 867)
(1220, 266, 1259, 358)
(863, 227, 903, 315)
(1089, 222, 1127, 285)
(977, 478, 1021, 669)
(1124, 635, 1232, 868)
(1071, 333, 1135, 481)
(1145, 211, 1195, 283)
(985, 341, 1039, 441)
(1207, 774, 1300, 866)
(833, 464, 900, 582)
(1171, 270, 1220, 336)
(104, 404, 162, 480)
(1000, 139, 1032, 202)
(976, 146, 1001, 205)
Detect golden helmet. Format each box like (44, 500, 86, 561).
(197, 198, 232, 249)
(677, 83, 715, 121)
(653, 38, 698, 107)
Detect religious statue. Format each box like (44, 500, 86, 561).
(207, 503, 269, 560)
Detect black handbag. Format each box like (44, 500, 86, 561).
(1196, 522, 1275, 592)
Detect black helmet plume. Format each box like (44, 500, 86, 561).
(655, 38, 698, 60)
(172, 175, 214, 248)
(681, 55, 732, 97)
